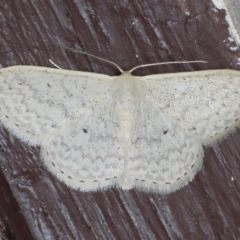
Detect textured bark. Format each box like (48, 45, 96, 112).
(0, 1, 240, 239)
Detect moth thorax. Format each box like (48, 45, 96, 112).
(117, 89, 138, 139)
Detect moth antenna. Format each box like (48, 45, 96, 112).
(49, 59, 62, 69)
(128, 61, 207, 74)
(58, 43, 207, 74)
(58, 43, 124, 73)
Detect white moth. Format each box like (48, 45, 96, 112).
(0, 53, 240, 193)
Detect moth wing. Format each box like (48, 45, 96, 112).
(124, 97, 203, 193)
(0, 66, 113, 145)
(40, 98, 125, 191)
(140, 70, 240, 145)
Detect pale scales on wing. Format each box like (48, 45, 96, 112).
(0, 51, 240, 194)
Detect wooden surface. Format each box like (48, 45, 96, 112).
(0, 1, 240, 239)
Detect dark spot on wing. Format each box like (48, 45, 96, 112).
(82, 128, 88, 133)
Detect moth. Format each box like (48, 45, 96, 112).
(0, 51, 239, 193)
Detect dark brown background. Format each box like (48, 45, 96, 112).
(0, 1, 240, 239)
